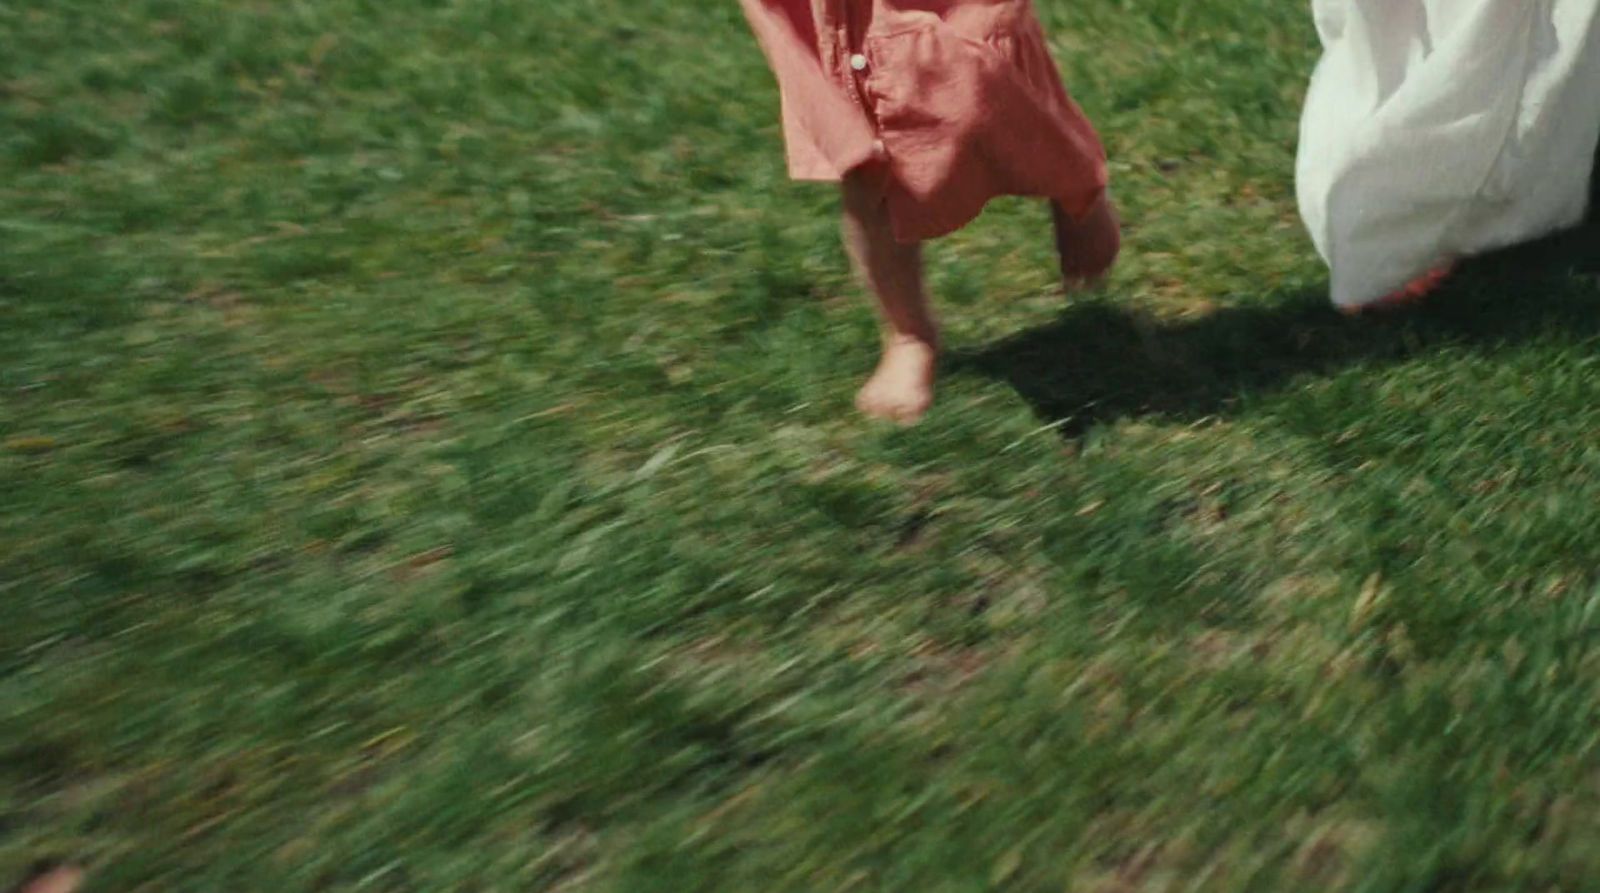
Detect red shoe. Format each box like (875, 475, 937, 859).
(1340, 263, 1456, 316)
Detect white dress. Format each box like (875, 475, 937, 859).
(1297, 0, 1600, 309)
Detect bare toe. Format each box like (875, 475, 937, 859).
(855, 337, 937, 425)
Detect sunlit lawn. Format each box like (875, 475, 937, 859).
(4, 1, 1600, 889)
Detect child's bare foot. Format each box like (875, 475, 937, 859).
(1340, 262, 1456, 316)
(17, 864, 85, 893)
(856, 335, 938, 425)
(1052, 192, 1122, 290)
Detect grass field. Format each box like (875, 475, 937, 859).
(4, 0, 1600, 889)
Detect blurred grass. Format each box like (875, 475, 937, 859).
(3, 0, 1600, 890)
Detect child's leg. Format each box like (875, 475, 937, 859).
(840, 171, 939, 425)
(1052, 192, 1122, 289)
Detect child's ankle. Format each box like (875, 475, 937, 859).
(886, 330, 940, 353)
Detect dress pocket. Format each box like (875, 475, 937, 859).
(861, 24, 999, 132)
(851, 3, 1107, 239)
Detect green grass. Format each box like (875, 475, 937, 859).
(4, 0, 1600, 889)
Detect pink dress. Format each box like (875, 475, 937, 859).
(739, 0, 1109, 242)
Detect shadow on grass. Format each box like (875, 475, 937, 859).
(957, 217, 1600, 437)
